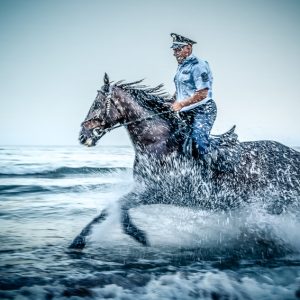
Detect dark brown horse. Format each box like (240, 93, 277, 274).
(70, 73, 300, 249)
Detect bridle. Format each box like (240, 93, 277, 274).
(83, 85, 176, 140)
(93, 87, 123, 138)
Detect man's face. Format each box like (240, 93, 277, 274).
(173, 45, 192, 64)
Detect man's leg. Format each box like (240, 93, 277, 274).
(178, 111, 194, 157)
(192, 100, 217, 157)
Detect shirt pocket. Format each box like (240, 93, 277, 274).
(179, 72, 191, 84)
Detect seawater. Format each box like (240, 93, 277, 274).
(0, 145, 300, 300)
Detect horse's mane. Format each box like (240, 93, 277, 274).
(115, 79, 171, 114)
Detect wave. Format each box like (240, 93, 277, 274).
(0, 183, 115, 196)
(0, 261, 299, 300)
(0, 166, 131, 179)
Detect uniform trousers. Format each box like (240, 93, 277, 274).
(180, 99, 217, 156)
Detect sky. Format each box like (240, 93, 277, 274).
(0, 0, 300, 146)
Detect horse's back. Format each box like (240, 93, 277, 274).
(236, 140, 300, 193)
(240, 139, 300, 164)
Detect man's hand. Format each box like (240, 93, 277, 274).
(172, 101, 184, 112)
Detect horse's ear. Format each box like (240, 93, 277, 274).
(104, 73, 109, 85)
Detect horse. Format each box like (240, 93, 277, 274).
(69, 73, 300, 249)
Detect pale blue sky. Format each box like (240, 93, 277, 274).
(0, 0, 299, 146)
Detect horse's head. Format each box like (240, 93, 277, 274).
(79, 73, 123, 147)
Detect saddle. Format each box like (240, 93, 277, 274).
(210, 125, 241, 172)
(211, 125, 238, 148)
(182, 125, 241, 173)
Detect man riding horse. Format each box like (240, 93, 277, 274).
(70, 33, 300, 249)
(170, 33, 217, 163)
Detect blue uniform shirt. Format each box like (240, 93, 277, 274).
(174, 54, 213, 112)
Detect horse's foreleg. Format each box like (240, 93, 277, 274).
(121, 207, 149, 246)
(69, 209, 108, 249)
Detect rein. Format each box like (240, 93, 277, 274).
(93, 110, 175, 137)
(87, 84, 187, 139)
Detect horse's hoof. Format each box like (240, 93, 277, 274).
(138, 233, 149, 247)
(133, 229, 150, 247)
(69, 235, 86, 249)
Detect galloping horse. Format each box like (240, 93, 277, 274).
(70, 73, 300, 249)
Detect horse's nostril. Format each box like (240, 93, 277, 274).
(79, 134, 87, 144)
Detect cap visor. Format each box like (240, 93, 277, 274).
(171, 42, 188, 49)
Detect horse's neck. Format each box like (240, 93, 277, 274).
(117, 88, 172, 155)
(119, 91, 148, 122)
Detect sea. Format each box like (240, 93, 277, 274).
(0, 145, 300, 300)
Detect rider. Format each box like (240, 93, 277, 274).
(170, 33, 217, 161)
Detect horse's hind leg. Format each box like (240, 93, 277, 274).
(69, 209, 108, 249)
(119, 192, 149, 246)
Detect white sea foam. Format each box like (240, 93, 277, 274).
(90, 200, 300, 255)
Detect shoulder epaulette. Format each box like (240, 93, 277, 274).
(191, 57, 199, 65)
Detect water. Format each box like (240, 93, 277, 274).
(0, 145, 300, 300)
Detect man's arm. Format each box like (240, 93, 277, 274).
(172, 88, 208, 111)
